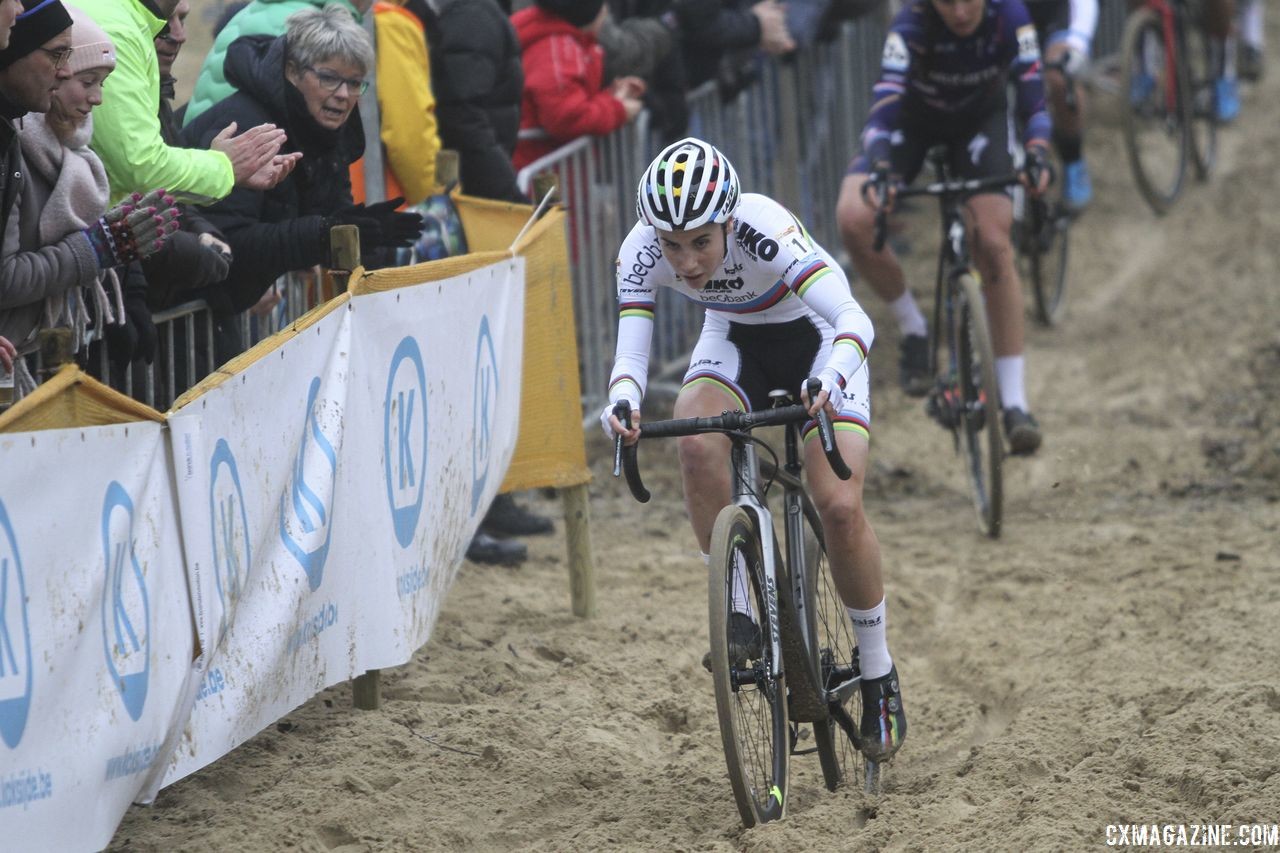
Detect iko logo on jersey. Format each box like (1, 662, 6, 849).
(470, 317, 500, 516)
(209, 439, 250, 643)
(101, 482, 151, 722)
(0, 498, 33, 748)
(704, 276, 745, 293)
(735, 222, 779, 261)
(384, 336, 430, 549)
(279, 376, 339, 592)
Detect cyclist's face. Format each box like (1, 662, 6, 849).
(931, 0, 984, 37)
(657, 221, 725, 289)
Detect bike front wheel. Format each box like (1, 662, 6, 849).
(953, 273, 1004, 537)
(1017, 197, 1071, 327)
(1182, 16, 1217, 180)
(708, 505, 789, 827)
(1121, 6, 1188, 214)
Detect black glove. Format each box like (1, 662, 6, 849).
(328, 197, 424, 253)
(141, 230, 232, 293)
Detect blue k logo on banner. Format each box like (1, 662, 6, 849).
(210, 439, 251, 639)
(0, 498, 33, 748)
(279, 377, 338, 591)
(470, 317, 499, 515)
(101, 482, 151, 722)
(384, 337, 429, 549)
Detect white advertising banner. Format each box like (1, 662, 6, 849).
(0, 423, 194, 853)
(347, 257, 525, 669)
(164, 301, 355, 784)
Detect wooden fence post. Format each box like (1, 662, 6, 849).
(561, 484, 595, 618)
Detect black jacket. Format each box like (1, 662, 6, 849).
(0, 95, 25, 268)
(181, 34, 365, 315)
(412, 0, 525, 203)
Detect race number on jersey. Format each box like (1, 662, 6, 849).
(882, 31, 909, 72)
(1016, 24, 1040, 64)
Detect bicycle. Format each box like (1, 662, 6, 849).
(868, 151, 1029, 538)
(1120, 0, 1217, 214)
(1014, 57, 1076, 327)
(612, 379, 877, 827)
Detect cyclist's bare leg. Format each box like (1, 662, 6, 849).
(673, 380, 738, 554)
(836, 173, 908, 304)
(966, 193, 1023, 359)
(802, 430, 882, 610)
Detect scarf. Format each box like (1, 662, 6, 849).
(15, 113, 123, 371)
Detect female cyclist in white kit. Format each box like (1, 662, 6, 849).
(600, 137, 906, 762)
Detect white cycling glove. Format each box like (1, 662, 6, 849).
(600, 397, 640, 441)
(1053, 31, 1091, 77)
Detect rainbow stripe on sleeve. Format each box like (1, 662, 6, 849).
(833, 332, 868, 363)
(788, 261, 833, 298)
(619, 300, 655, 320)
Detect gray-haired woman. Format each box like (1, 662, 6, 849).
(181, 4, 421, 356)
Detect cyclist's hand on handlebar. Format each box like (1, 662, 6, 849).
(861, 162, 895, 212)
(800, 371, 841, 420)
(1021, 144, 1052, 198)
(600, 400, 642, 446)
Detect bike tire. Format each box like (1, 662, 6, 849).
(1020, 198, 1071, 327)
(1182, 18, 1217, 180)
(1121, 6, 1188, 215)
(953, 273, 1003, 538)
(708, 505, 789, 827)
(795, 512, 868, 792)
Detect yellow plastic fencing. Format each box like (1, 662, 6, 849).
(0, 364, 164, 433)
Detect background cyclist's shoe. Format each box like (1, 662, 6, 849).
(899, 334, 932, 397)
(466, 532, 527, 566)
(1003, 407, 1042, 456)
(1063, 160, 1093, 211)
(701, 611, 762, 672)
(859, 665, 906, 763)
(1214, 77, 1241, 123)
(1129, 70, 1156, 106)
(482, 493, 554, 537)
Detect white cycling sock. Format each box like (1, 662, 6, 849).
(890, 290, 928, 338)
(848, 599, 892, 680)
(704, 550, 755, 619)
(996, 355, 1028, 412)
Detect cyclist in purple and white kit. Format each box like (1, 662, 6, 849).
(836, 0, 1051, 455)
(601, 137, 906, 764)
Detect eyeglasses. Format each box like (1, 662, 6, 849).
(41, 46, 74, 70)
(304, 66, 369, 96)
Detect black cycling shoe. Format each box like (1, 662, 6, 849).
(702, 611, 762, 672)
(859, 664, 906, 763)
(466, 532, 527, 566)
(482, 493, 554, 537)
(1003, 407, 1043, 456)
(899, 334, 932, 397)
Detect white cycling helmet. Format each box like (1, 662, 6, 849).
(636, 137, 740, 231)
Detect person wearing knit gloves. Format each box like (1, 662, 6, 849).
(511, 0, 645, 173)
(0, 0, 179, 397)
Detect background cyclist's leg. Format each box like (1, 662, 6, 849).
(1044, 38, 1093, 209)
(1203, 0, 1241, 121)
(1237, 0, 1264, 81)
(836, 167, 931, 395)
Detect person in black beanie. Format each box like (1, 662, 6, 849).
(0, 0, 24, 52)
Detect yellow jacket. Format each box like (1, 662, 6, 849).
(352, 2, 440, 205)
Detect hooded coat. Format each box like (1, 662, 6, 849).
(511, 5, 626, 171)
(183, 0, 364, 127)
(182, 34, 365, 316)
